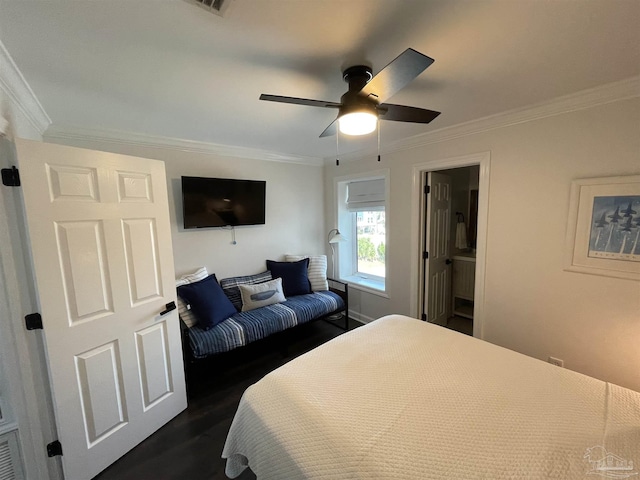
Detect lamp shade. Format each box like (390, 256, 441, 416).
(328, 228, 347, 244)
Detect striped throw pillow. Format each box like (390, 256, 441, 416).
(285, 255, 328, 291)
(176, 267, 208, 328)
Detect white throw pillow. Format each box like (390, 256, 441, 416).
(239, 278, 286, 312)
(285, 255, 328, 291)
(176, 267, 208, 327)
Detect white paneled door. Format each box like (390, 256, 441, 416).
(15, 139, 186, 480)
(426, 171, 452, 326)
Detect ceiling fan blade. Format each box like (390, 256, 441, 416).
(260, 94, 341, 109)
(359, 48, 434, 104)
(319, 118, 338, 138)
(378, 103, 441, 123)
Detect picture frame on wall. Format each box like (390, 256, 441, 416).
(564, 175, 640, 281)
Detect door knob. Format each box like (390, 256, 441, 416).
(445, 259, 452, 265)
(159, 301, 177, 316)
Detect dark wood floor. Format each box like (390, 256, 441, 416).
(445, 315, 473, 336)
(94, 318, 356, 480)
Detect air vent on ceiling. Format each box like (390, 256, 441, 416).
(187, 0, 232, 17)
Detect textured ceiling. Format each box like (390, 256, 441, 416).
(1, 0, 639, 159)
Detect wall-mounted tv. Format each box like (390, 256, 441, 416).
(182, 176, 266, 229)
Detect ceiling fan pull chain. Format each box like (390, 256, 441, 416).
(377, 119, 381, 162)
(336, 130, 340, 166)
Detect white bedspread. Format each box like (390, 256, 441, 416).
(223, 315, 640, 479)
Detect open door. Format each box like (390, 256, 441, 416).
(424, 171, 452, 325)
(16, 139, 187, 479)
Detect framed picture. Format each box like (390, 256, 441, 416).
(564, 175, 640, 281)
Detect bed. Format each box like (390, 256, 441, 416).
(222, 314, 640, 479)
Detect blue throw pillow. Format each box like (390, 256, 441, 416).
(177, 274, 237, 330)
(266, 258, 311, 297)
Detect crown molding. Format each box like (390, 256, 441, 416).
(0, 40, 51, 135)
(44, 124, 325, 167)
(329, 75, 640, 163)
(12, 45, 637, 169)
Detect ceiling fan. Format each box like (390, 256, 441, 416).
(260, 48, 441, 138)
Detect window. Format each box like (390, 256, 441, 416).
(356, 210, 385, 278)
(335, 174, 388, 293)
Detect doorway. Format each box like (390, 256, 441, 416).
(410, 152, 490, 339)
(421, 166, 479, 334)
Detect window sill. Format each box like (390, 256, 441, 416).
(341, 275, 389, 298)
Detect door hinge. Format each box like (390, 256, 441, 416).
(47, 440, 63, 457)
(422, 251, 429, 259)
(25, 313, 43, 330)
(421, 313, 427, 321)
(1, 166, 20, 187)
(424, 184, 430, 194)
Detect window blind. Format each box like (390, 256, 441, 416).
(346, 178, 385, 211)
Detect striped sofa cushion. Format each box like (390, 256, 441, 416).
(285, 255, 328, 291)
(219, 271, 273, 311)
(176, 267, 208, 328)
(187, 291, 344, 358)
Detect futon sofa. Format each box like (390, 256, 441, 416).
(176, 257, 348, 363)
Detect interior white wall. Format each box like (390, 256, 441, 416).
(41, 137, 327, 278)
(325, 97, 640, 392)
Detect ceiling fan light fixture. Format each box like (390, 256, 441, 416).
(259, 48, 440, 139)
(338, 111, 377, 136)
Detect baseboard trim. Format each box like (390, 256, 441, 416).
(348, 311, 376, 324)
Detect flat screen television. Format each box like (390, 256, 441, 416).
(182, 176, 266, 228)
